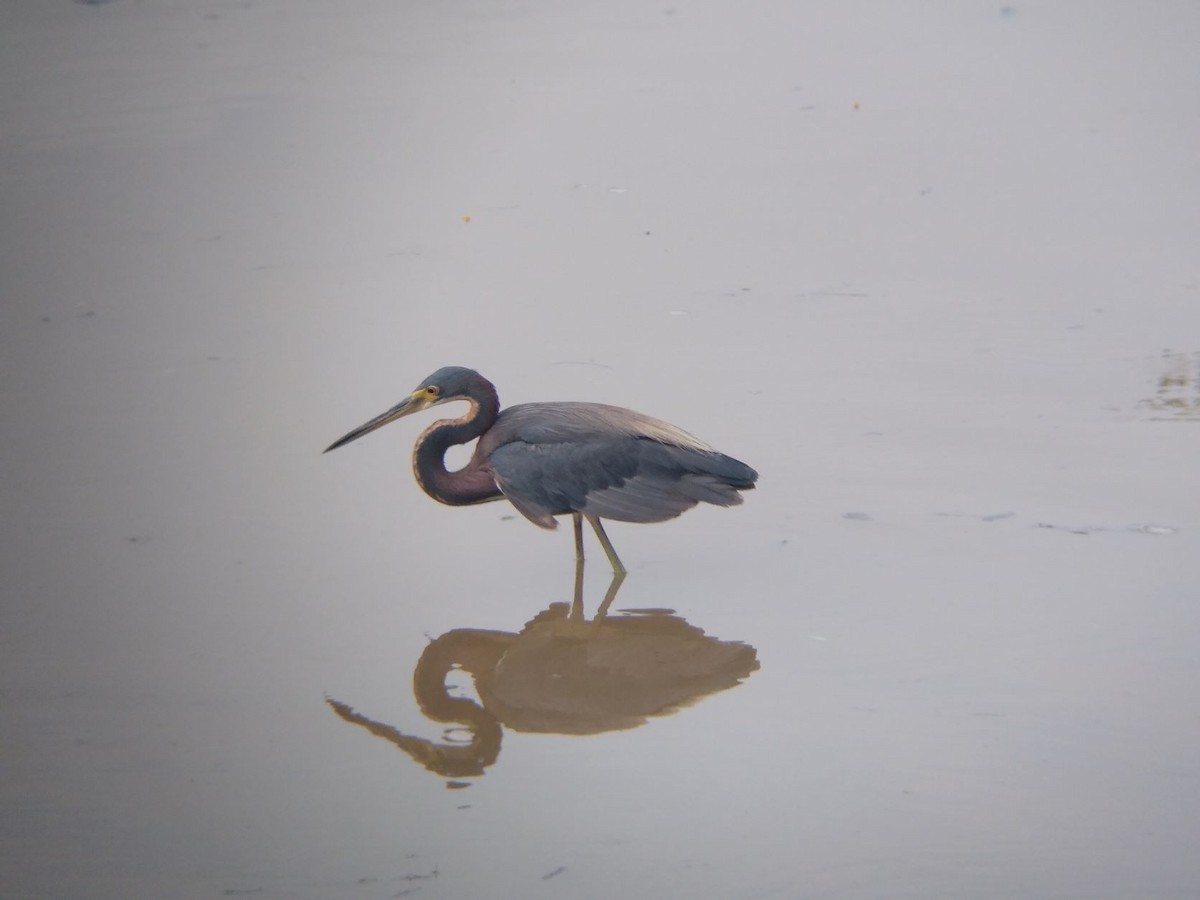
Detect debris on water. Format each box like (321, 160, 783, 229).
(843, 511, 871, 521)
(1036, 522, 1178, 536)
(936, 511, 1014, 522)
(1141, 350, 1200, 419)
(542, 866, 567, 880)
(1036, 522, 1093, 535)
(1129, 524, 1177, 535)
(402, 866, 439, 881)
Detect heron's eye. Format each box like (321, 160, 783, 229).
(425, 386, 440, 398)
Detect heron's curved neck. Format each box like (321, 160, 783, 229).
(413, 380, 503, 506)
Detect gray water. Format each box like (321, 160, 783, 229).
(3, 2, 1199, 898)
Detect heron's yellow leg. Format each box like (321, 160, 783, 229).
(585, 514, 627, 576)
(595, 570, 625, 620)
(572, 513, 585, 564)
(570, 515, 586, 620)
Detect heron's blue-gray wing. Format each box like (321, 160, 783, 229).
(487, 436, 756, 528)
(488, 401, 715, 450)
(481, 401, 756, 528)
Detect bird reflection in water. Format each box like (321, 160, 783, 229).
(326, 574, 759, 787)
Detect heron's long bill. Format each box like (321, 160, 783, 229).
(323, 394, 430, 453)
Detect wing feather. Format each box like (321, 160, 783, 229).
(484, 402, 714, 452)
(488, 434, 756, 527)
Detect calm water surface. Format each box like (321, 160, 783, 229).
(3, 2, 1199, 898)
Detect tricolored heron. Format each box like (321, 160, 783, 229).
(324, 366, 757, 574)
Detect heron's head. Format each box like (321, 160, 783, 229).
(323, 366, 483, 453)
